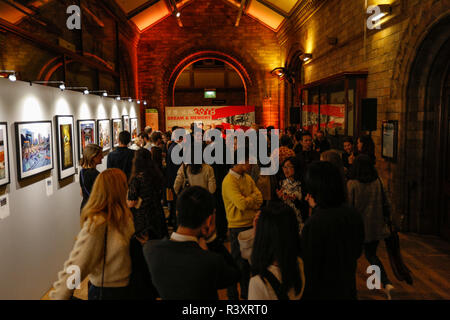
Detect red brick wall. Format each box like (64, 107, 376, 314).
(137, 0, 282, 130)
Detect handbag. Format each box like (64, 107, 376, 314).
(379, 179, 413, 285)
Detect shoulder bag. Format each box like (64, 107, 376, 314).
(379, 179, 413, 285)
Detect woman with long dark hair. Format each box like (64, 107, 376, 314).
(127, 148, 167, 240)
(301, 161, 365, 300)
(248, 202, 304, 300)
(357, 134, 376, 164)
(347, 154, 394, 299)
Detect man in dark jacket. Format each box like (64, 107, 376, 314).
(143, 186, 240, 300)
(295, 131, 320, 178)
(106, 131, 135, 179)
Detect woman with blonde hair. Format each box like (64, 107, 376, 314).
(79, 144, 103, 211)
(50, 168, 135, 300)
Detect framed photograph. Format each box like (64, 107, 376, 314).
(382, 120, 398, 162)
(0, 122, 11, 187)
(55, 115, 76, 180)
(112, 118, 122, 148)
(15, 121, 53, 180)
(130, 118, 138, 141)
(97, 119, 111, 152)
(122, 115, 130, 132)
(77, 119, 96, 160)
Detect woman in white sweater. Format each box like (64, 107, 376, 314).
(50, 168, 135, 300)
(248, 203, 305, 300)
(173, 163, 216, 195)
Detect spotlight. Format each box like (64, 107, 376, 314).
(143, 101, 147, 105)
(137, 100, 141, 104)
(0, 70, 17, 82)
(176, 11, 181, 18)
(83, 89, 89, 95)
(59, 84, 66, 90)
(116, 97, 121, 101)
(128, 98, 132, 102)
(371, 4, 392, 22)
(90, 90, 108, 97)
(300, 53, 312, 62)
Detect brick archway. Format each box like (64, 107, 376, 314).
(393, 12, 450, 236)
(159, 50, 254, 130)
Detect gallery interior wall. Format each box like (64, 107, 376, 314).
(0, 78, 139, 299)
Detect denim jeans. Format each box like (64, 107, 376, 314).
(228, 226, 252, 300)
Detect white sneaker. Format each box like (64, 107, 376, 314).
(384, 284, 394, 300)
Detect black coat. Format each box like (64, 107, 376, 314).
(166, 142, 181, 189)
(143, 238, 240, 300)
(300, 204, 365, 300)
(106, 147, 135, 180)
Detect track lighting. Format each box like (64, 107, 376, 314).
(0, 70, 16, 82)
(66, 86, 89, 95)
(31, 80, 66, 91)
(91, 90, 108, 97)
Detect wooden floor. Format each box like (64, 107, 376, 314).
(42, 232, 450, 300)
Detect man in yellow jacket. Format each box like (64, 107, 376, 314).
(222, 155, 263, 299)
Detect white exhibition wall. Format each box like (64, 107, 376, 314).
(0, 78, 140, 299)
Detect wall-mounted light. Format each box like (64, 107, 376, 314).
(91, 90, 108, 97)
(270, 67, 286, 78)
(109, 95, 121, 101)
(31, 80, 66, 91)
(66, 86, 89, 95)
(371, 4, 392, 22)
(0, 70, 17, 82)
(300, 53, 313, 62)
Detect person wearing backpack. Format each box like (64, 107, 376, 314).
(248, 203, 305, 300)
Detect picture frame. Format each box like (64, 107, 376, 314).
(77, 119, 97, 160)
(112, 118, 122, 148)
(130, 118, 138, 141)
(55, 115, 76, 180)
(382, 120, 398, 162)
(122, 115, 130, 132)
(97, 119, 111, 152)
(0, 122, 11, 187)
(15, 120, 53, 180)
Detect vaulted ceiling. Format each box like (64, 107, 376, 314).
(115, 0, 305, 32)
(0, 0, 305, 33)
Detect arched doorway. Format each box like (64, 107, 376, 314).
(161, 50, 253, 130)
(173, 59, 246, 107)
(404, 14, 450, 239)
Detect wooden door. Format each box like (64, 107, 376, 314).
(440, 71, 450, 240)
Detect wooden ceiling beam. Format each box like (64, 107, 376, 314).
(235, 0, 248, 27)
(127, 0, 160, 19)
(255, 0, 288, 18)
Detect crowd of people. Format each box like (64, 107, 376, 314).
(49, 124, 395, 300)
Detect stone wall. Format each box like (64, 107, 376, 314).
(137, 0, 283, 130)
